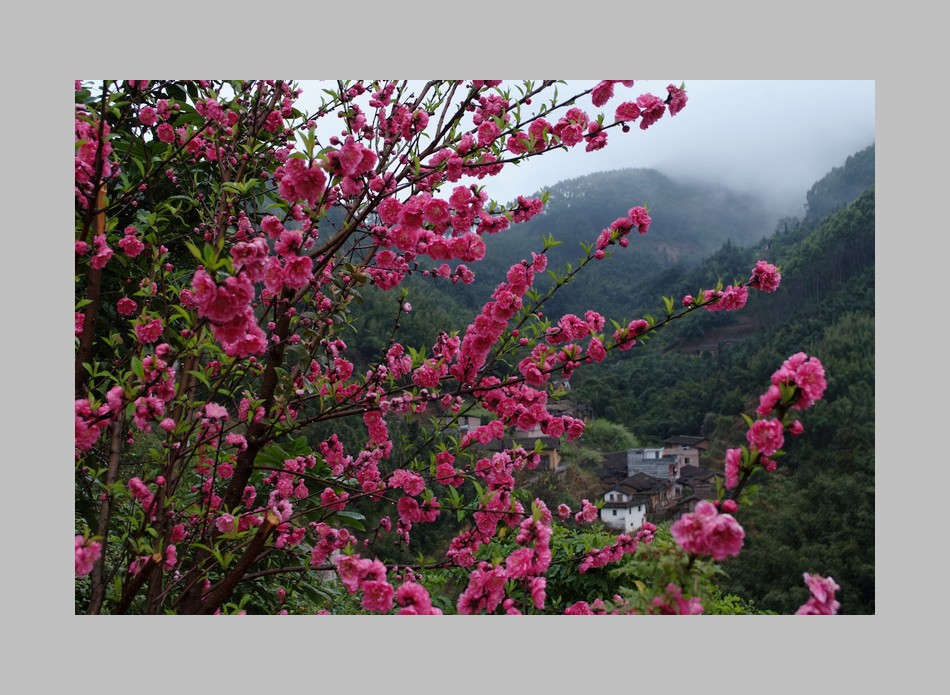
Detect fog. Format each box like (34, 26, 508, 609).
(295, 79, 875, 219)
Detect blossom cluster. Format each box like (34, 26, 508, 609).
(721, 352, 829, 491)
(334, 554, 442, 614)
(795, 573, 841, 615)
(75, 535, 102, 577)
(578, 523, 656, 574)
(670, 500, 745, 561)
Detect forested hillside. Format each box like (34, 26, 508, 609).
(567, 146, 875, 613)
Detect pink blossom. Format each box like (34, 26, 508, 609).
(614, 101, 641, 122)
(225, 433, 248, 450)
(574, 499, 599, 524)
(214, 513, 235, 535)
(626, 206, 651, 235)
(75, 399, 104, 450)
(105, 386, 124, 414)
(117, 297, 138, 316)
(434, 458, 464, 488)
(591, 80, 616, 107)
(128, 476, 155, 513)
(636, 93, 666, 130)
(769, 352, 828, 410)
(757, 384, 782, 416)
(203, 402, 229, 419)
(529, 576, 547, 610)
(283, 254, 314, 289)
(670, 500, 744, 561)
(361, 580, 395, 613)
(139, 106, 158, 126)
(796, 573, 841, 615)
(477, 120, 501, 147)
(156, 122, 175, 143)
(705, 285, 748, 312)
(703, 510, 747, 561)
(666, 84, 688, 116)
(506, 131, 530, 155)
(135, 318, 163, 344)
(584, 122, 608, 152)
(191, 269, 255, 325)
(724, 448, 741, 490)
(650, 583, 703, 614)
(750, 260, 781, 292)
(456, 562, 508, 615)
(564, 601, 594, 615)
(792, 358, 828, 409)
(395, 581, 442, 615)
(75, 535, 102, 577)
(118, 234, 145, 257)
(90, 234, 113, 270)
(277, 157, 328, 207)
(163, 545, 178, 571)
(320, 487, 349, 512)
(746, 418, 784, 457)
(716, 285, 748, 311)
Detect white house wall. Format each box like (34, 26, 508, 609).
(600, 504, 647, 534)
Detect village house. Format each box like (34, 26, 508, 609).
(596, 435, 715, 532)
(599, 472, 674, 533)
(662, 435, 709, 471)
(669, 464, 719, 516)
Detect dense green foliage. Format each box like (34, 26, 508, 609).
(804, 144, 875, 222)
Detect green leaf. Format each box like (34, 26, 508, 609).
(183, 240, 203, 263)
(334, 510, 366, 532)
(187, 369, 211, 389)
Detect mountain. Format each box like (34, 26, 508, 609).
(804, 144, 875, 222)
(429, 167, 782, 321)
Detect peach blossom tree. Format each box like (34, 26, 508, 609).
(74, 79, 837, 615)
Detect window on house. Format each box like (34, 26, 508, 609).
(685, 457, 690, 465)
(612, 510, 617, 516)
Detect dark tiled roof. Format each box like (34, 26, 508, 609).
(624, 472, 669, 491)
(663, 435, 709, 448)
(595, 452, 629, 486)
(605, 472, 669, 496)
(679, 466, 717, 482)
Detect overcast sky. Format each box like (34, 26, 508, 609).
(295, 79, 875, 218)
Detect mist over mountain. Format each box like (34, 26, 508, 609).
(354, 142, 875, 359)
